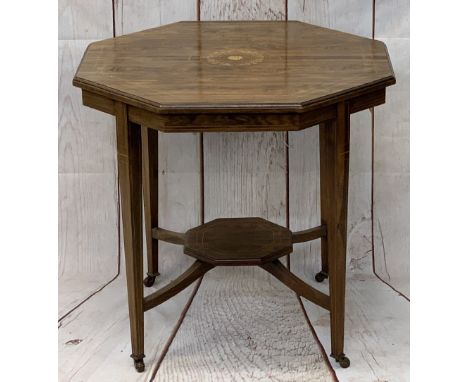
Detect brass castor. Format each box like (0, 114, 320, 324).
(315, 271, 328, 283)
(334, 353, 350, 368)
(143, 272, 159, 287)
(131, 354, 145, 373)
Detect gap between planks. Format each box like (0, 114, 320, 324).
(149, 277, 204, 381)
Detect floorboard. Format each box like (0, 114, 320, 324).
(301, 274, 410, 382)
(58, 275, 196, 382)
(59, 276, 118, 319)
(154, 267, 336, 382)
(59, 268, 409, 381)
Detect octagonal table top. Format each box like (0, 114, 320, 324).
(73, 21, 395, 114)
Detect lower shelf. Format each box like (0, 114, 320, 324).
(184, 217, 292, 266)
(152, 217, 327, 266)
(144, 218, 331, 311)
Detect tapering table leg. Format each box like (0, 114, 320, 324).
(142, 127, 159, 287)
(116, 102, 145, 372)
(316, 121, 331, 283)
(322, 102, 351, 368)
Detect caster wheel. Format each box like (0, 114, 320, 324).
(144, 272, 159, 287)
(315, 271, 328, 283)
(131, 354, 146, 373)
(143, 275, 156, 287)
(335, 354, 350, 368)
(134, 359, 145, 373)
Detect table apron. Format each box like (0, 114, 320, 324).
(81, 88, 385, 133)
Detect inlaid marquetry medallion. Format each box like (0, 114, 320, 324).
(207, 48, 264, 66)
(73, 21, 395, 113)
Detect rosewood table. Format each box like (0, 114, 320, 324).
(73, 21, 395, 373)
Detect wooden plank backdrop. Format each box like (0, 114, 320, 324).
(58, 1, 410, 380)
(58, 0, 113, 40)
(200, 0, 286, 228)
(199, 1, 288, 284)
(58, 0, 117, 317)
(58, 0, 410, 350)
(154, 267, 335, 381)
(288, 0, 375, 281)
(113, 0, 200, 280)
(373, 0, 410, 297)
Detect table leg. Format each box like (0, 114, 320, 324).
(316, 122, 331, 283)
(142, 127, 159, 287)
(116, 102, 145, 372)
(322, 102, 351, 368)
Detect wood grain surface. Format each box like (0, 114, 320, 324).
(201, 0, 285, 21)
(58, 275, 198, 382)
(59, 40, 117, 174)
(113, 0, 197, 36)
(184, 218, 292, 265)
(199, 0, 288, 278)
(59, 0, 410, 380)
(73, 21, 394, 113)
(287, 0, 377, 289)
(288, 0, 372, 37)
(58, 38, 119, 317)
(58, 273, 409, 382)
(302, 273, 410, 381)
(59, 0, 408, 297)
(114, 1, 200, 279)
(374, 0, 410, 38)
(59, 0, 113, 40)
(372, 0, 410, 297)
(154, 267, 335, 382)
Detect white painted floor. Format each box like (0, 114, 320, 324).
(59, 265, 409, 382)
(302, 273, 409, 382)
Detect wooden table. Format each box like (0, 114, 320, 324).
(73, 21, 395, 373)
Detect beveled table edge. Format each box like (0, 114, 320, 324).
(73, 21, 396, 132)
(73, 75, 395, 115)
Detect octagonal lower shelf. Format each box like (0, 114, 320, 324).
(184, 218, 293, 266)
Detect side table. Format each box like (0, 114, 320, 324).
(73, 21, 395, 372)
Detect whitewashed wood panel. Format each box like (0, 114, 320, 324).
(58, 270, 409, 382)
(346, 111, 374, 274)
(113, 0, 197, 35)
(201, 0, 286, 20)
(302, 274, 410, 382)
(157, 133, 202, 275)
(373, 37, 410, 296)
(58, 277, 113, 319)
(113, 0, 160, 36)
(113, 1, 199, 278)
(58, 275, 197, 382)
(58, 2, 410, 380)
(288, 0, 372, 37)
(200, 0, 287, 235)
(288, 127, 321, 276)
(375, 0, 410, 38)
(288, 1, 374, 280)
(289, 111, 374, 280)
(58, 39, 119, 316)
(155, 267, 334, 381)
(372, 0, 410, 295)
(59, 0, 116, 317)
(58, 0, 113, 40)
(204, 132, 286, 224)
(59, 40, 116, 174)
(58, 173, 119, 278)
